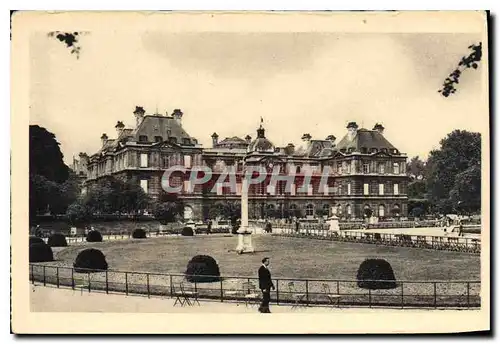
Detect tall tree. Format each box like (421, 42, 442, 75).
(153, 192, 183, 224)
(29, 125, 71, 222)
(426, 130, 481, 214)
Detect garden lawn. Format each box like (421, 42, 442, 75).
(53, 235, 479, 281)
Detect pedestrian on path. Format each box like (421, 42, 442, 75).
(258, 257, 275, 313)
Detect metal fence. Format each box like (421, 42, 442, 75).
(273, 228, 481, 254)
(30, 264, 480, 309)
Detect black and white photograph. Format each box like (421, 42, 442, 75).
(11, 10, 490, 334)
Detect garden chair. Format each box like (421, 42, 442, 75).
(287, 282, 306, 309)
(241, 281, 260, 308)
(321, 283, 341, 308)
(74, 273, 92, 296)
(172, 282, 189, 307)
(180, 280, 200, 306)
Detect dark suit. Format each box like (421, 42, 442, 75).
(258, 265, 274, 313)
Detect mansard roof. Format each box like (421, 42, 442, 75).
(334, 128, 396, 152)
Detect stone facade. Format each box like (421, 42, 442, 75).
(80, 108, 409, 221)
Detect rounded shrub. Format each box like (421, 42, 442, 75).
(29, 242, 54, 262)
(132, 228, 147, 239)
(29, 236, 45, 245)
(185, 255, 221, 283)
(73, 248, 108, 273)
(47, 233, 68, 247)
(181, 227, 194, 236)
(356, 259, 397, 290)
(86, 230, 103, 242)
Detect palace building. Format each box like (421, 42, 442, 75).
(76, 106, 409, 221)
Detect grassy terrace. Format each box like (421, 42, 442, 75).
(31, 235, 481, 308)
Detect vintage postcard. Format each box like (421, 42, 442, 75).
(11, 11, 490, 334)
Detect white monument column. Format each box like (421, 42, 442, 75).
(328, 205, 340, 232)
(236, 173, 255, 254)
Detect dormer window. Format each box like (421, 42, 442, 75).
(169, 137, 178, 144)
(348, 148, 355, 153)
(154, 136, 163, 143)
(361, 147, 368, 154)
(392, 149, 399, 155)
(139, 135, 148, 143)
(372, 148, 378, 153)
(381, 148, 388, 153)
(183, 138, 191, 145)
(340, 148, 346, 153)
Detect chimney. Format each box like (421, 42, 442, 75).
(115, 121, 125, 137)
(245, 135, 252, 144)
(301, 133, 312, 142)
(326, 134, 336, 144)
(346, 122, 358, 140)
(373, 123, 385, 134)
(100, 133, 108, 146)
(133, 106, 146, 128)
(211, 132, 219, 147)
(172, 109, 183, 126)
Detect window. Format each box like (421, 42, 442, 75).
(393, 163, 400, 174)
(307, 184, 313, 196)
(347, 183, 351, 195)
(364, 183, 369, 195)
(184, 181, 192, 193)
(323, 204, 330, 216)
(290, 183, 296, 196)
(323, 184, 329, 196)
(306, 204, 314, 217)
(363, 163, 370, 174)
(183, 138, 191, 145)
(154, 136, 163, 143)
(379, 184, 384, 195)
(140, 153, 148, 167)
(169, 137, 178, 144)
(346, 163, 351, 174)
(361, 147, 368, 154)
(216, 183, 223, 196)
(379, 163, 385, 174)
(338, 184, 342, 195)
(346, 204, 352, 215)
(184, 155, 192, 168)
(394, 183, 399, 195)
(140, 179, 148, 194)
(139, 135, 148, 142)
(337, 163, 342, 174)
(267, 185, 276, 196)
(289, 204, 297, 211)
(297, 166, 301, 173)
(379, 204, 385, 217)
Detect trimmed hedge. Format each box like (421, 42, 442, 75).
(132, 228, 147, 239)
(73, 248, 108, 273)
(185, 255, 221, 283)
(86, 230, 103, 242)
(29, 236, 45, 245)
(356, 259, 397, 290)
(47, 233, 68, 247)
(29, 242, 54, 263)
(181, 227, 194, 236)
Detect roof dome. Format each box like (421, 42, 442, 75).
(247, 125, 275, 153)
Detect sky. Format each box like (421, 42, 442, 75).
(29, 30, 487, 165)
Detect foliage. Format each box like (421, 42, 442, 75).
(29, 125, 76, 221)
(73, 248, 108, 273)
(208, 201, 241, 221)
(29, 242, 54, 263)
(132, 228, 147, 239)
(47, 233, 68, 247)
(438, 42, 482, 97)
(181, 227, 194, 236)
(83, 177, 151, 215)
(66, 200, 93, 225)
(86, 230, 103, 242)
(408, 180, 427, 199)
(152, 193, 183, 224)
(356, 259, 397, 289)
(185, 255, 221, 283)
(29, 236, 45, 245)
(426, 130, 481, 214)
(407, 156, 426, 181)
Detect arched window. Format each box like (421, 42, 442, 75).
(392, 204, 401, 217)
(378, 204, 385, 217)
(289, 204, 297, 210)
(306, 204, 314, 217)
(323, 204, 330, 217)
(346, 204, 352, 216)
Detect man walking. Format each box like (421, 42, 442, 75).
(258, 257, 275, 313)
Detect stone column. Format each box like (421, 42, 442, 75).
(236, 175, 254, 254)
